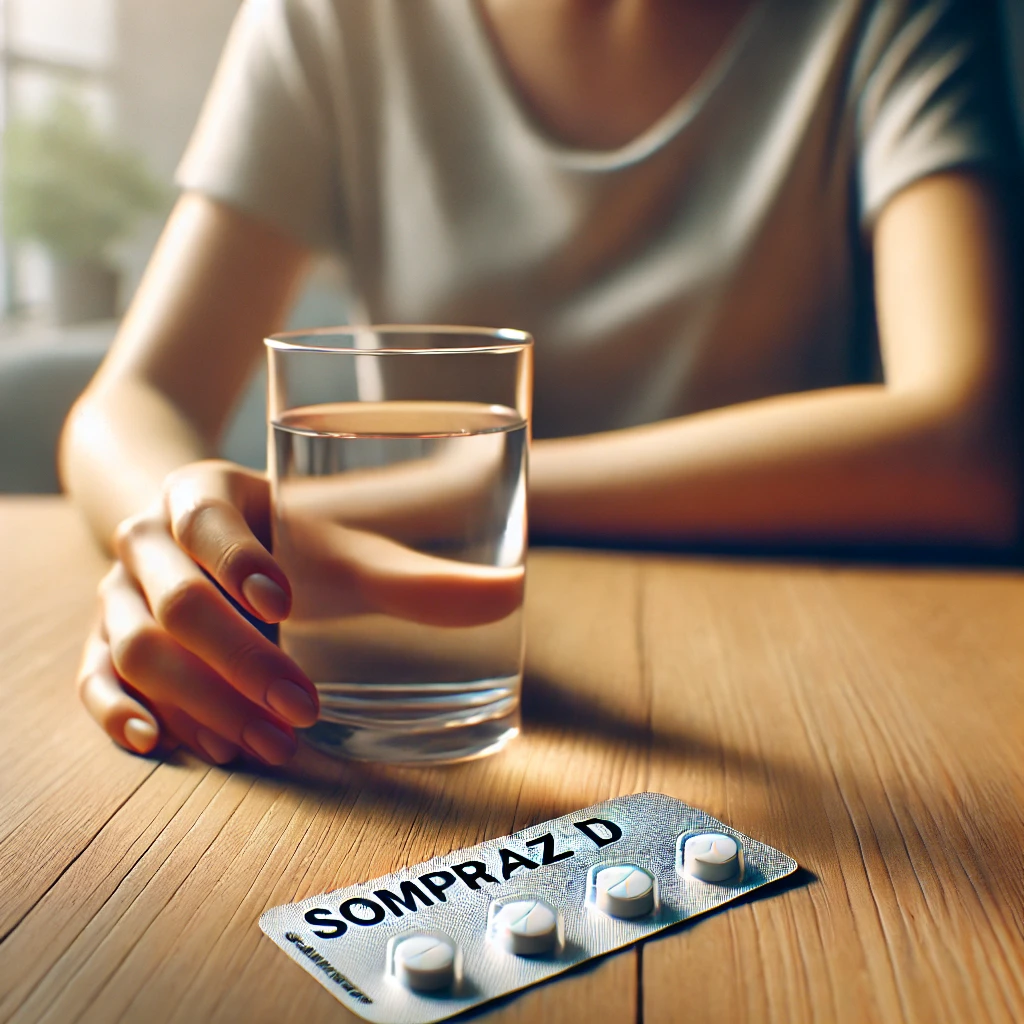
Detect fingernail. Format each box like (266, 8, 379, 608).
(195, 727, 238, 765)
(124, 718, 159, 754)
(241, 573, 290, 622)
(242, 719, 297, 765)
(267, 678, 318, 727)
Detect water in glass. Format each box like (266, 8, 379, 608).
(271, 400, 527, 763)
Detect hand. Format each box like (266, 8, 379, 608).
(76, 458, 525, 765)
(275, 514, 525, 626)
(76, 460, 319, 765)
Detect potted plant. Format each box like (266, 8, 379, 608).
(2, 94, 168, 325)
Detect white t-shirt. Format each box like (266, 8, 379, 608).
(178, 0, 1017, 439)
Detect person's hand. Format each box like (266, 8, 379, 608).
(76, 458, 524, 765)
(76, 460, 319, 765)
(274, 512, 524, 625)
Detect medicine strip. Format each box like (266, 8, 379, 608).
(259, 792, 798, 1024)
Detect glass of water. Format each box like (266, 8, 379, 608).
(265, 326, 532, 764)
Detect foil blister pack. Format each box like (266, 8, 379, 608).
(259, 792, 797, 1023)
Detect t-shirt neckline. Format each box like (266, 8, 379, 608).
(463, 0, 771, 172)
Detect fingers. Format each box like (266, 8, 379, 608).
(114, 513, 318, 728)
(77, 617, 161, 755)
(279, 516, 524, 627)
(163, 462, 291, 623)
(156, 703, 241, 765)
(80, 461, 312, 767)
(99, 564, 299, 765)
(77, 607, 243, 766)
(79, 649, 239, 764)
(347, 528, 525, 626)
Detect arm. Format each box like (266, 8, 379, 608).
(529, 172, 1021, 548)
(61, 194, 523, 762)
(60, 192, 311, 548)
(60, 193, 327, 763)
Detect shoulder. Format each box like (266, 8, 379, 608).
(852, 0, 1005, 77)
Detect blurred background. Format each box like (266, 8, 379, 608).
(0, 0, 351, 329)
(0, 0, 1021, 490)
(0, 0, 350, 488)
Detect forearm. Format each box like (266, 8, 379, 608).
(531, 175, 1021, 549)
(60, 377, 214, 551)
(59, 194, 311, 552)
(529, 383, 1019, 546)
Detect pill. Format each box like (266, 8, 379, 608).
(491, 899, 559, 956)
(392, 933, 456, 992)
(593, 865, 655, 919)
(683, 833, 742, 882)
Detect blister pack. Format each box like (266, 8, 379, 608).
(259, 792, 797, 1023)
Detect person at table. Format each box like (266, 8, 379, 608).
(60, 0, 1021, 766)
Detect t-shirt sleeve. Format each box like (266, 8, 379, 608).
(176, 0, 341, 251)
(856, 0, 1020, 225)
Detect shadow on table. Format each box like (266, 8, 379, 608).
(218, 667, 813, 843)
(441, 866, 818, 1023)
(218, 674, 1005, 915)
(531, 535, 1024, 572)
(217, 664, 1008, 899)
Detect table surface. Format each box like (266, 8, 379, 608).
(2, 497, 1024, 1024)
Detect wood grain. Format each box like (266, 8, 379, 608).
(1, 498, 1023, 1022)
(640, 559, 1024, 1023)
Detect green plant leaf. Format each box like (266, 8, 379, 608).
(2, 94, 170, 261)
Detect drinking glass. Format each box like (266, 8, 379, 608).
(266, 326, 532, 764)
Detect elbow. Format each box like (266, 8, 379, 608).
(949, 456, 1020, 550)
(57, 390, 94, 498)
(915, 386, 1022, 551)
(57, 386, 115, 500)
(58, 385, 133, 556)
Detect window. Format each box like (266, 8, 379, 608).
(0, 0, 117, 317)
(0, 0, 242, 332)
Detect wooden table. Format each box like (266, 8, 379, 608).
(2, 496, 1023, 1023)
